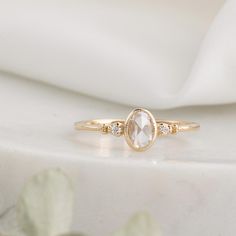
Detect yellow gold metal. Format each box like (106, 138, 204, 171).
(74, 120, 199, 133)
(74, 108, 200, 151)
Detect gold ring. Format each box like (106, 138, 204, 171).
(74, 108, 200, 152)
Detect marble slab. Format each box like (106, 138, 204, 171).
(0, 72, 236, 236)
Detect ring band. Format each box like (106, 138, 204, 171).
(74, 108, 200, 151)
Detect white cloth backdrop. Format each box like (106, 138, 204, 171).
(0, 0, 235, 109)
(1, 2, 236, 235)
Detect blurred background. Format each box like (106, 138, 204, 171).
(1, 0, 235, 109)
(0, 1, 236, 236)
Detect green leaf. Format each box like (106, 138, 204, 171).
(112, 212, 161, 236)
(16, 169, 74, 236)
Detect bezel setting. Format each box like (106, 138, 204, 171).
(124, 108, 158, 151)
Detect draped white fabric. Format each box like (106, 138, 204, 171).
(0, 3, 236, 234)
(0, 0, 235, 109)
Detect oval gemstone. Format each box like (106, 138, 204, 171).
(125, 109, 157, 150)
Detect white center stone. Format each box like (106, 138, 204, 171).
(127, 110, 155, 149)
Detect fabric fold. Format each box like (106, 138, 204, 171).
(0, 0, 234, 109)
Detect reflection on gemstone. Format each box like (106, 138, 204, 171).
(125, 109, 156, 150)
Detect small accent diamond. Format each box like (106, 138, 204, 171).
(159, 123, 171, 135)
(110, 122, 123, 136)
